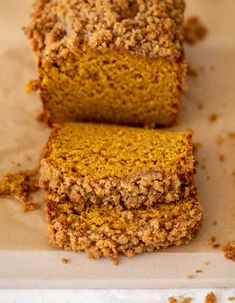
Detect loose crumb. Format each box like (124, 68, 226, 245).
(223, 241, 235, 262)
(228, 297, 235, 301)
(61, 258, 70, 264)
(197, 102, 204, 110)
(112, 258, 120, 266)
(208, 113, 218, 122)
(193, 142, 202, 153)
(36, 111, 50, 124)
(184, 16, 208, 44)
(205, 292, 217, 303)
(195, 269, 203, 273)
(22, 201, 40, 212)
(187, 274, 194, 279)
(228, 132, 235, 139)
(203, 261, 209, 266)
(218, 154, 225, 162)
(0, 167, 40, 211)
(182, 298, 192, 303)
(207, 236, 220, 249)
(187, 64, 198, 77)
(216, 136, 224, 145)
(212, 220, 218, 226)
(168, 297, 178, 303)
(25, 79, 39, 93)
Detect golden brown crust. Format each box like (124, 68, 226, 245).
(25, 0, 185, 61)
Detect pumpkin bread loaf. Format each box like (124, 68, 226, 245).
(25, 0, 187, 126)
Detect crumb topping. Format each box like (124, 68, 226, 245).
(25, 0, 185, 60)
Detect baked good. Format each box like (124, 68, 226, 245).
(25, 0, 186, 126)
(40, 122, 196, 209)
(46, 194, 202, 259)
(40, 122, 202, 259)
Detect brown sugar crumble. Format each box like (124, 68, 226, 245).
(223, 241, 235, 262)
(205, 292, 217, 303)
(61, 258, 70, 264)
(25, 0, 186, 60)
(208, 113, 218, 122)
(184, 16, 208, 44)
(0, 167, 40, 211)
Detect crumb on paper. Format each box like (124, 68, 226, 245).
(187, 64, 198, 77)
(35, 111, 50, 124)
(61, 258, 70, 264)
(228, 132, 235, 139)
(22, 201, 40, 212)
(25, 79, 39, 93)
(203, 261, 209, 266)
(197, 102, 204, 110)
(193, 142, 202, 153)
(195, 269, 203, 273)
(216, 136, 224, 145)
(168, 296, 178, 303)
(0, 167, 40, 211)
(223, 241, 235, 262)
(184, 16, 208, 44)
(212, 220, 218, 226)
(182, 298, 192, 303)
(205, 292, 217, 303)
(228, 297, 235, 301)
(208, 113, 218, 122)
(112, 257, 120, 266)
(187, 274, 194, 279)
(218, 154, 225, 162)
(207, 236, 220, 249)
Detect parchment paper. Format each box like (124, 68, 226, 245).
(0, 0, 235, 253)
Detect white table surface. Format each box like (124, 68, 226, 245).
(0, 289, 235, 303)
